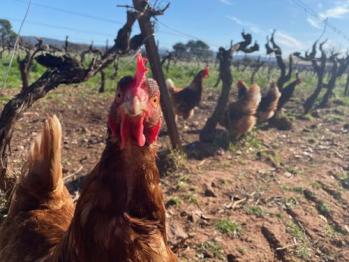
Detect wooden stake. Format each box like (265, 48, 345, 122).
(133, 0, 181, 149)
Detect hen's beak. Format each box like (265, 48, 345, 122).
(119, 95, 147, 149)
(122, 96, 147, 117)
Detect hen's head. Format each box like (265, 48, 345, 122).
(237, 80, 249, 99)
(108, 54, 162, 149)
(270, 82, 279, 92)
(193, 66, 209, 83)
(202, 66, 209, 78)
(296, 79, 302, 85)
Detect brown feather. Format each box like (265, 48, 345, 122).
(167, 68, 207, 120)
(220, 83, 261, 139)
(56, 143, 177, 261)
(1, 75, 176, 261)
(0, 115, 74, 262)
(1, 116, 177, 261)
(257, 82, 281, 123)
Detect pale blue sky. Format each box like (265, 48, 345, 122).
(1, 0, 349, 54)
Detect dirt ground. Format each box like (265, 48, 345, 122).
(2, 85, 349, 262)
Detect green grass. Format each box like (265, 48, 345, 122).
(227, 131, 264, 153)
(285, 166, 301, 176)
(0, 53, 137, 91)
(161, 149, 188, 176)
(0, 191, 7, 223)
(338, 96, 349, 107)
(228, 142, 239, 153)
(291, 187, 304, 194)
(2, 50, 349, 112)
(245, 205, 266, 217)
(316, 202, 331, 217)
(339, 172, 349, 189)
(256, 149, 282, 167)
(175, 181, 188, 191)
(299, 114, 314, 121)
(165, 62, 219, 89)
(311, 181, 321, 190)
(329, 189, 342, 201)
(324, 114, 345, 123)
(244, 131, 263, 150)
(287, 221, 312, 260)
(186, 193, 198, 205)
(275, 213, 284, 220)
(166, 196, 181, 207)
(324, 224, 342, 239)
(197, 240, 224, 260)
(0, 95, 12, 106)
(168, 149, 187, 170)
(215, 219, 242, 238)
(284, 196, 299, 209)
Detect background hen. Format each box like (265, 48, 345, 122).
(257, 82, 281, 123)
(166, 66, 209, 120)
(220, 80, 261, 140)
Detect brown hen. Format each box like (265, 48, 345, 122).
(0, 54, 177, 262)
(257, 82, 281, 123)
(220, 80, 261, 140)
(166, 67, 209, 120)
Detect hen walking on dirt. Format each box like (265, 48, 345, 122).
(257, 82, 281, 123)
(0, 54, 177, 262)
(220, 80, 261, 140)
(166, 66, 209, 121)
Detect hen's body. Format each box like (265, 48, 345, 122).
(220, 81, 261, 140)
(58, 143, 176, 261)
(167, 67, 208, 120)
(0, 116, 74, 262)
(257, 83, 281, 123)
(0, 118, 176, 262)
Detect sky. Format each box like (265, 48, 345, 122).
(1, 0, 349, 55)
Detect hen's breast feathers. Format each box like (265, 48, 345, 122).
(57, 144, 176, 261)
(232, 84, 261, 116)
(220, 83, 261, 139)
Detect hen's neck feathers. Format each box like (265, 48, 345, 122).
(58, 141, 167, 260)
(80, 141, 163, 218)
(189, 72, 204, 90)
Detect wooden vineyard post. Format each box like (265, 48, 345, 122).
(133, 0, 181, 150)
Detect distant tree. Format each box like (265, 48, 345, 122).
(172, 42, 188, 59)
(0, 19, 16, 47)
(186, 40, 212, 60)
(172, 40, 213, 61)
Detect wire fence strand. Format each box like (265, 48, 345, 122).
(2, 0, 32, 89)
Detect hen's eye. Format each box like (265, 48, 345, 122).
(115, 92, 122, 101)
(151, 97, 159, 107)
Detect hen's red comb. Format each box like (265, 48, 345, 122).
(237, 80, 246, 87)
(134, 53, 149, 91)
(203, 66, 209, 77)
